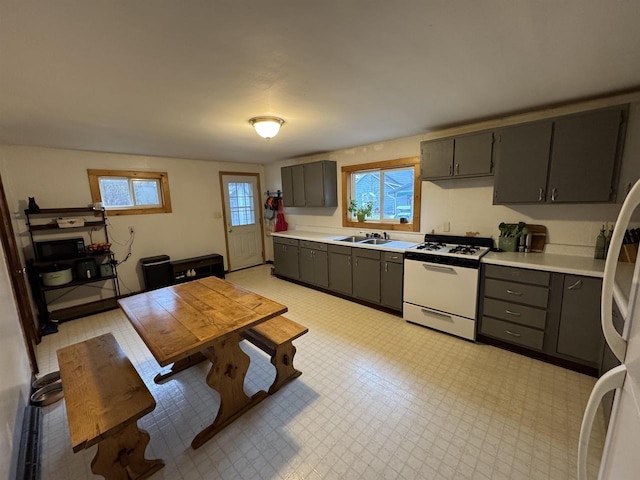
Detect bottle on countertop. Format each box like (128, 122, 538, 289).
(604, 223, 613, 258)
(594, 225, 606, 259)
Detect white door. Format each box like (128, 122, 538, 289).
(221, 173, 264, 271)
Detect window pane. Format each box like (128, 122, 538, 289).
(353, 170, 380, 220)
(99, 178, 133, 208)
(228, 182, 255, 226)
(132, 179, 161, 206)
(382, 168, 414, 220)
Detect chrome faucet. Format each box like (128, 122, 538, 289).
(383, 232, 389, 240)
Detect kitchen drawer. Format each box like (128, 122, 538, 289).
(483, 298, 546, 330)
(353, 248, 381, 260)
(273, 237, 299, 247)
(480, 317, 544, 350)
(300, 240, 327, 251)
(383, 251, 403, 263)
(328, 244, 351, 255)
(484, 278, 549, 308)
(404, 302, 475, 340)
(484, 264, 550, 286)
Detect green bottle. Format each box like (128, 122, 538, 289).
(594, 225, 606, 259)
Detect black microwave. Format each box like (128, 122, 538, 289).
(35, 238, 86, 261)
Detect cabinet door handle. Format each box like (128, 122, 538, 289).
(385, 262, 388, 273)
(449, 164, 453, 176)
(538, 187, 544, 201)
(505, 289, 522, 296)
(455, 163, 460, 175)
(355, 258, 358, 267)
(551, 187, 558, 201)
(567, 279, 583, 290)
(505, 309, 521, 317)
(348, 257, 351, 266)
(505, 330, 522, 338)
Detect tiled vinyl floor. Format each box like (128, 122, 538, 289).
(36, 265, 606, 479)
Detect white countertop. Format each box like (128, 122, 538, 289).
(270, 230, 418, 253)
(272, 231, 637, 285)
(481, 251, 607, 277)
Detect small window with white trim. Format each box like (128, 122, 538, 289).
(87, 169, 172, 215)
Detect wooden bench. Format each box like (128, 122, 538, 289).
(57, 333, 164, 480)
(241, 316, 309, 394)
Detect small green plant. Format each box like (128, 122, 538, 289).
(348, 199, 374, 222)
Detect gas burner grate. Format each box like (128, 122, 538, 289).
(416, 242, 446, 251)
(449, 245, 480, 255)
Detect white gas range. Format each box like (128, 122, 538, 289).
(403, 234, 493, 340)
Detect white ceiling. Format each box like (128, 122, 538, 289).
(1, 1, 640, 164)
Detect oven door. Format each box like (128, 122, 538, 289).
(403, 259, 479, 320)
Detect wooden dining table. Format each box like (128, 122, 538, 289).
(117, 276, 287, 449)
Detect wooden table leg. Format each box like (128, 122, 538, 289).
(191, 333, 268, 449)
(153, 352, 207, 384)
(91, 422, 164, 480)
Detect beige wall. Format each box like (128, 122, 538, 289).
(0, 147, 265, 299)
(0, 239, 32, 479)
(264, 103, 640, 258)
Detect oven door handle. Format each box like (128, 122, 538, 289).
(422, 264, 456, 273)
(420, 308, 454, 321)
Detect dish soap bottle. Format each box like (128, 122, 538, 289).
(594, 225, 606, 259)
(604, 224, 613, 258)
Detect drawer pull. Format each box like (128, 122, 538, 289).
(567, 279, 583, 290)
(423, 264, 455, 273)
(505, 330, 522, 338)
(420, 308, 453, 321)
(505, 309, 521, 317)
(506, 289, 522, 296)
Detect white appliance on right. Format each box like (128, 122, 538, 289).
(578, 179, 640, 480)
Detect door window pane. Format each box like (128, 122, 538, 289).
(228, 182, 255, 226)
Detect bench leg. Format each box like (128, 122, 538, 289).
(269, 341, 302, 394)
(191, 334, 268, 449)
(91, 422, 164, 480)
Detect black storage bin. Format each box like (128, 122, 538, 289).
(140, 255, 172, 290)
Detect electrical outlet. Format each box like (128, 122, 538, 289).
(443, 221, 450, 232)
(129, 226, 135, 234)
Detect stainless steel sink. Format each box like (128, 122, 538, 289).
(336, 236, 368, 243)
(359, 238, 392, 245)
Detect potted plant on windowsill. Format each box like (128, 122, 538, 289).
(348, 199, 374, 222)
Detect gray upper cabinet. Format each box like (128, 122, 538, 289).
(421, 131, 494, 180)
(493, 121, 553, 204)
(421, 138, 454, 179)
(547, 107, 627, 203)
(555, 275, 604, 366)
(493, 105, 628, 204)
(281, 166, 294, 207)
(280, 160, 337, 207)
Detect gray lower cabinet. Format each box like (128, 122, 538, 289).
(328, 245, 352, 295)
(273, 237, 299, 279)
(480, 265, 550, 351)
(480, 264, 608, 375)
(493, 105, 628, 204)
(421, 131, 494, 180)
(299, 241, 328, 287)
(555, 275, 604, 365)
(352, 248, 381, 304)
(381, 251, 403, 310)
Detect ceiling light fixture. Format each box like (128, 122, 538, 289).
(249, 116, 284, 139)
